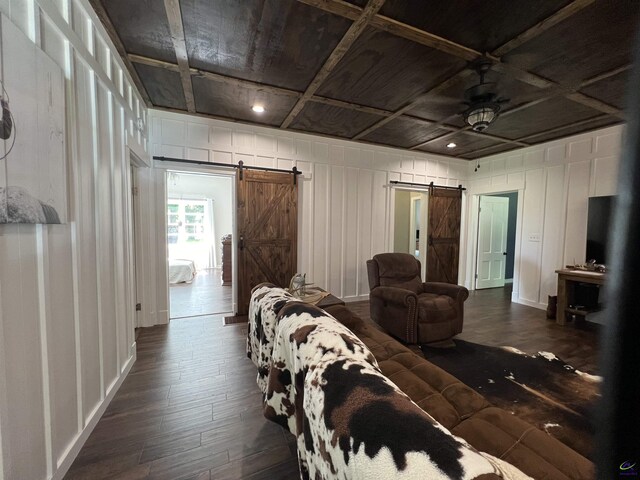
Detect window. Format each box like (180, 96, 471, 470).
(167, 199, 208, 244)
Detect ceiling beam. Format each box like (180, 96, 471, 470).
(464, 130, 530, 147)
(516, 115, 617, 142)
(461, 115, 616, 157)
(164, 0, 196, 113)
(491, 0, 595, 57)
(294, 0, 361, 20)
(580, 64, 631, 88)
(310, 96, 393, 117)
(280, 0, 387, 129)
(410, 130, 460, 151)
(369, 14, 480, 61)
(408, 125, 529, 153)
(567, 93, 625, 118)
(190, 69, 301, 98)
(129, 53, 301, 98)
(87, 0, 152, 106)
(499, 95, 560, 118)
(129, 53, 179, 71)
(352, 68, 474, 140)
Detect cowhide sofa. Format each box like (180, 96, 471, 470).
(248, 285, 593, 479)
(248, 285, 531, 480)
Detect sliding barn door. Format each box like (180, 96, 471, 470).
(426, 187, 462, 284)
(236, 170, 298, 315)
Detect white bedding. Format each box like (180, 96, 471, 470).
(169, 259, 196, 284)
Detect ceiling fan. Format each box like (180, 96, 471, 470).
(462, 61, 509, 132)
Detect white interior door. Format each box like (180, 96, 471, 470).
(409, 193, 429, 279)
(476, 196, 509, 289)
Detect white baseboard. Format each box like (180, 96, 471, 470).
(513, 297, 547, 311)
(51, 350, 137, 480)
(342, 294, 369, 303)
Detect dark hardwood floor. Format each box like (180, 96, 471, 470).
(350, 284, 601, 374)
(64, 285, 599, 480)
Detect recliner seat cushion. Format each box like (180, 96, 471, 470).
(417, 293, 457, 322)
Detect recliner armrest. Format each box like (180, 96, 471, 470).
(422, 282, 469, 303)
(371, 286, 418, 306)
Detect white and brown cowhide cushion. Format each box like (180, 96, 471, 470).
(247, 283, 301, 392)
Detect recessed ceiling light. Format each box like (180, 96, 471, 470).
(252, 105, 265, 113)
(446, 142, 457, 148)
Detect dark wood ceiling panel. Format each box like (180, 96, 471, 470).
(580, 71, 630, 110)
(134, 64, 186, 110)
(316, 27, 466, 111)
(191, 76, 298, 127)
(407, 70, 548, 125)
(461, 144, 520, 159)
(100, 0, 176, 63)
(95, 0, 633, 160)
(289, 102, 384, 138)
(361, 117, 448, 148)
(180, 0, 352, 92)
(504, 2, 640, 88)
(416, 132, 503, 156)
(486, 97, 603, 140)
(523, 116, 621, 144)
(376, 0, 572, 52)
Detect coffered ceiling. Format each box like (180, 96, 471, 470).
(90, 0, 638, 159)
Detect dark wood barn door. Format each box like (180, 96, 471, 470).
(426, 187, 462, 284)
(236, 169, 298, 315)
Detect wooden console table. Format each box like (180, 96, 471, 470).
(555, 269, 605, 325)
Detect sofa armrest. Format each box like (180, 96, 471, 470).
(371, 286, 418, 306)
(422, 282, 469, 303)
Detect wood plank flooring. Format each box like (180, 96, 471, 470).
(170, 268, 233, 319)
(64, 285, 599, 480)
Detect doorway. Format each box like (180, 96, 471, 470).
(166, 171, 234, 318)
(475, 192, 518, 290)
(393, 189, 429, 279)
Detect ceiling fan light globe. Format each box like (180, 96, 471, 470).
(464, 105, 498, 132)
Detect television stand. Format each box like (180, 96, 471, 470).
(555, 269, 605, 325)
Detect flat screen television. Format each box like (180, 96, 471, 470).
(586, 195, 616, 265)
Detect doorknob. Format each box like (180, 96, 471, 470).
(503, 252, 507, 255)
(239, 235, 245, 251)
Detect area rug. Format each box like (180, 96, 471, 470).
(420, 340, 600, 459)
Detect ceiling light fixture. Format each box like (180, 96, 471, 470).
(446, 142, 457, 148)
(462, 62, 509, 132)
(252, 105, 265, 113)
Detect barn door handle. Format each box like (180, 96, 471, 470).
(428, 235, 433, 246)
(239, 235, 245, 251)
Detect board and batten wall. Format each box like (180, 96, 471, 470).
(148, 109, 469, 310)
(150, 111, 624, 316)
(0, 1, 149, 479)
(463, 124, 623, 310)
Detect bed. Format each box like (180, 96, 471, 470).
(168, 258, 196, 284)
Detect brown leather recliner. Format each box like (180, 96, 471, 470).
(366, 253, 469, 344)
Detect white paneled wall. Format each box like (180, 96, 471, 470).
(149, 110, 468, 305)
(0, 1, 149, 479)
(150, 112, 624, 314)
(464, 125, 623, 309)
